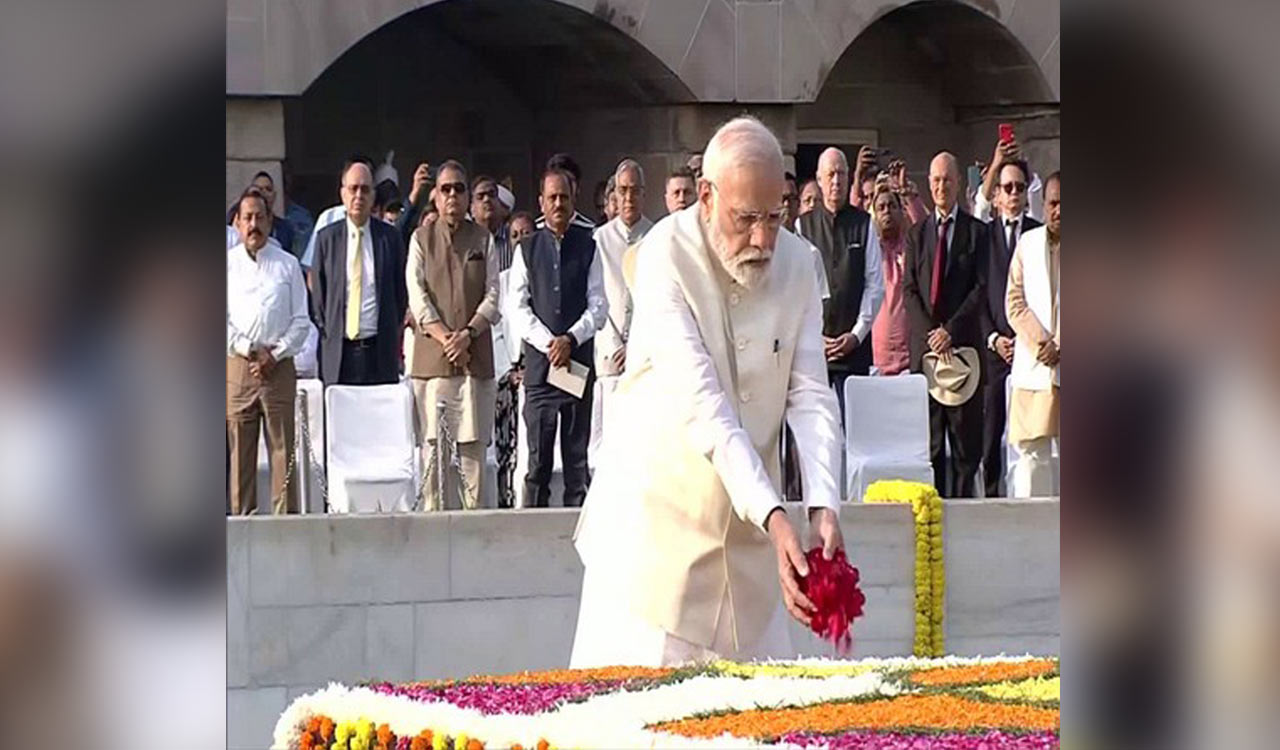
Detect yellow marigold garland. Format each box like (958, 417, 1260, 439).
(864, 480, 944, 657)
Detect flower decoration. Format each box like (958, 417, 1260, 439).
(799, 548, 866, 655)
(864, 480, 946, 656)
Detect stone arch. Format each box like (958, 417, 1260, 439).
(228, 0, 695, 99)
(779, 0, 1059, 103)
(228, 1, 1057, 103)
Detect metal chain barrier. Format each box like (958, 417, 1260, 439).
(419, 398, 474, 511)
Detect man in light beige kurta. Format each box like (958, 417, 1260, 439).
(571, 117, 844, 668)
(1005, 172, 1060, 497)
(407, 162, 501, 510)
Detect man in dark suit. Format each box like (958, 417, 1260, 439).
(903, 151, 990, 498)
(798, 147, 884, 417)
(980, 158, 1041, 497)
(310, 159, 408, 385)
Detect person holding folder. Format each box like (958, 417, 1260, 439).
(509, 167, 607, 507)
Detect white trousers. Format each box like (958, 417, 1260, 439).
(587, 375, 621, 471)
(1011, 436, 1056, 497)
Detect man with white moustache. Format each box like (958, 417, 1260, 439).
(571, 117, 844, 667)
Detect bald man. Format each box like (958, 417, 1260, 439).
(798, 147, 884, 418)
(902, 152, 991, 497)
(310, 158, 409, 385)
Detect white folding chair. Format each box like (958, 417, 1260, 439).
(325, 383, 416, 513)
(844, 374, 934, 502)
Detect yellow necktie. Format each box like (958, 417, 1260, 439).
(346, 226, 364, 339)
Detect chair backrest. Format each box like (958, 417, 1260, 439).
(843, 374, 930, 462)
(324, 383, 415, 467)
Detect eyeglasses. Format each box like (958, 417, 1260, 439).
(709, 182, 784, 232)
(1000, 181, 1028, 195)
(438, 182, 467, 195)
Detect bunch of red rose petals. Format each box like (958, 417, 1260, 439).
(799, 548, 867, 655)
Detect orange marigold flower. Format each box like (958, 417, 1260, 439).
(512, 745, 524, 750)
(410, 737, 429, 750)
(300, 733, 314, 750)
(910, 659, 1058, 686)
(652, 694, 1059, 738)
(376, 723, 394, 747)
(307, 717, 322, 734)
(537, 739, 550, 750)
(320, 716, 335, 742)
(466, 740, 483, 750)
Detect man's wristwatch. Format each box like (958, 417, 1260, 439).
(465, 325, 477, 339)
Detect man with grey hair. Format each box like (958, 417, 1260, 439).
(571, 116, 844, 667)
(798, 147, 884, 417)
(588, 158, 654, 469)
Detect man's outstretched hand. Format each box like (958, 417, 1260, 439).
(767, 507, 816, 626)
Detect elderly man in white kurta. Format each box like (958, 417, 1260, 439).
(571, 117, 845, 667)
(588, 159, 654, 469)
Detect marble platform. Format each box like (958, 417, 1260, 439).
(227, 499, 1059, 748)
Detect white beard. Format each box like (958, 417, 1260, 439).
(706, 214, 771, 290)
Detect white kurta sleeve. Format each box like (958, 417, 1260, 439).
(510, 246, 556, 353)
(638, 251, 781, 531)
(271, 256, 312, 361)
(852, 226, 884, 344)
(569, 248, 608, 346)
(787, 272, 844, 511)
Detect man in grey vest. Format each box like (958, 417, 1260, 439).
(798, 147, 884, 417)
(510, 168, 607, 507)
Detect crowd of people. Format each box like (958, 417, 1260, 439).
(226, 124, 1060, 516)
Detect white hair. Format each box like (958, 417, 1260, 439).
(701, 116, 784, 185)
(817, 146, 848, 172)
(614, 158, 645, 187)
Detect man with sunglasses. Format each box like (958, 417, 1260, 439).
(797, 147, 884, 419)
(977, 157, 1040, 497)
(310, 159, 409, 385)
(406, 161, 501, 510)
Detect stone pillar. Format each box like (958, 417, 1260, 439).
(226, 98, 286, 216)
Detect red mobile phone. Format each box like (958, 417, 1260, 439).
(998, 123, 1015, 144)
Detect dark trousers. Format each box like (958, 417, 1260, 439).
(982, 369, 1009, 497)
(339, 336, 387, 385)
(783, 426, 802, 502)
(929, 394, 982, 498)
(523, 381, 593, 507)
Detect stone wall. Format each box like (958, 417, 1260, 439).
(226, 99, 285, 215)
(228, 499, 1059, 748)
